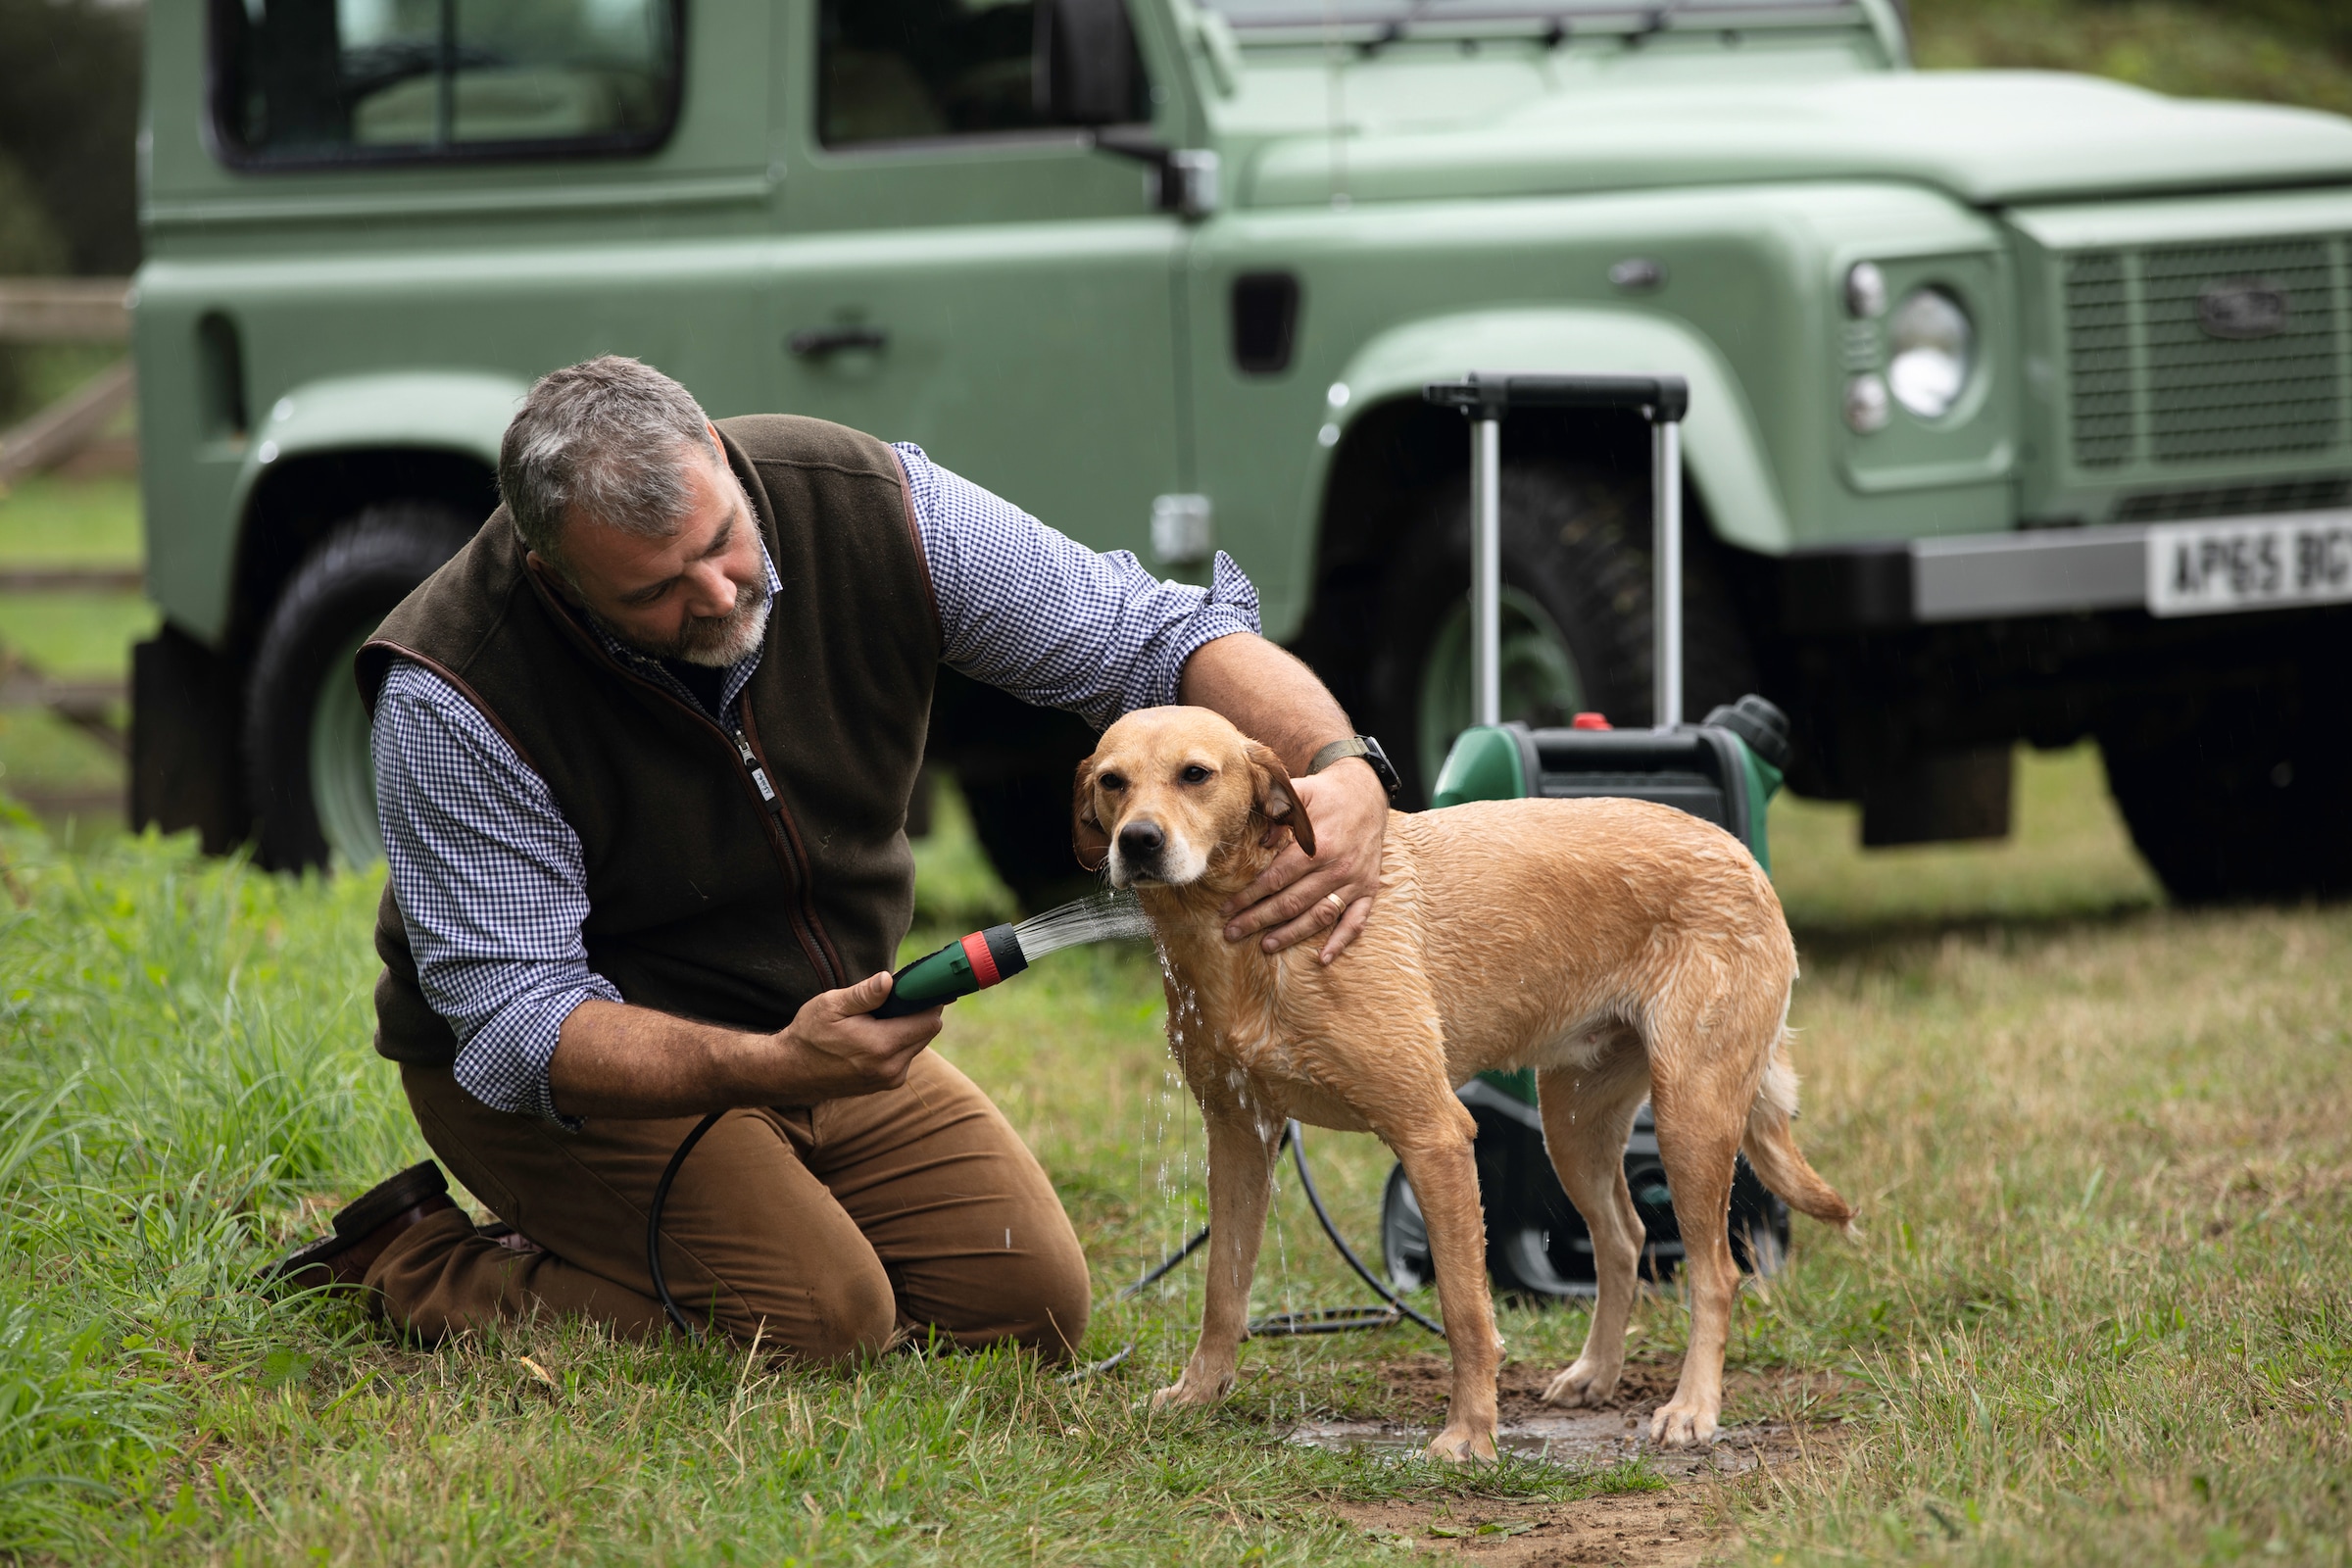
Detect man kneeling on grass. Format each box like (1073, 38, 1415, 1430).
(268, 356, 1395, 1359)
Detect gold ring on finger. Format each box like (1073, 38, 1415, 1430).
(1324, 893, 1346, 914)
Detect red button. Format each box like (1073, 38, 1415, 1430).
(1571, 711, 1613, 730)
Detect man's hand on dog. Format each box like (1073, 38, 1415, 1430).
(1220, 757, 1388, 963)
(775, 972, 943, 1099)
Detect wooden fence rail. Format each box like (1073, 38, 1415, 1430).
(0, 277, 132, 344)
(0, 275, 139, 486)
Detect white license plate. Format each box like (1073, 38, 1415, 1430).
(2146, 510, 2352, 618)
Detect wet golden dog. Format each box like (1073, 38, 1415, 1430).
(1077, 706, 1852, 1460)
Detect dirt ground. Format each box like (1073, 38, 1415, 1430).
(1317, 1356, 1849, 1565)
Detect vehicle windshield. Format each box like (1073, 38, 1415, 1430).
(1204, 0, 1852, 26)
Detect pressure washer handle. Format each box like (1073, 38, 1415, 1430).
(869, 924, 1029, 1018)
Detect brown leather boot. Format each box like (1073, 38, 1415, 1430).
(265, 1161, 458, 1293)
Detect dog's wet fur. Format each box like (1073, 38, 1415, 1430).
(1076, 707, 1853, 1461)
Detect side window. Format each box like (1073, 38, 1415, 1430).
(819, 0, 1150, 148)
(211, 0, 683, 166)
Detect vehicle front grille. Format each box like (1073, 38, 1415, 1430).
(2064, 253, 2132, 468)
(2060, 236, 2348, 475)
(2112, 475, 2352, 523)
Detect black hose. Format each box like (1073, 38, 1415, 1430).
(1114, 1222, 1212, 1302)
(647, 1109, 724, 1339)
(1102, 1119, 1443, 1345)
(1285, 1120, 1445, 1336)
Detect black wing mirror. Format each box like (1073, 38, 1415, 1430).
(1034, 0, 1144, 126)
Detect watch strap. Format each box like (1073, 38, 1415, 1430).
(1308, 735, 1401, 800)
(1307, 737, 1371, 775)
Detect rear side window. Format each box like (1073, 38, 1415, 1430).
(211, 0, 684, 167)
(819, 0, 1149, 147)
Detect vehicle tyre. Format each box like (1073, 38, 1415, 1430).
(2098, 678, 2352, 903)
(244, 504, 475, 871)
(1366, 463, 1756, 805)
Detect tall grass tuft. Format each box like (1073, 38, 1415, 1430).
(0, 816, 405, 1553)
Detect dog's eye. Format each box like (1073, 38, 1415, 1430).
(1099, 773, 1127, 792)
(1180, 764, 1212, 785)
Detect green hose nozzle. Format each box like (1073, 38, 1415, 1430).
(871, 923, 1028, 1018)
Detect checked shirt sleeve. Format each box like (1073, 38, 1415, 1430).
(894, 443, 1261, 731)
(371, 661, 621, 1128)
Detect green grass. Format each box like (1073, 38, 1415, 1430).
(0, 474, 146, 828)
(0, 592, 156, 677)
(1768, 744, 2162, 931)
(0, 475, 144, 569)
(3, 745, 2348, 1563)
(0, 707, 122, 796)
(0, 807, 1654, 1564)
(1726, 907, 2352, 1566)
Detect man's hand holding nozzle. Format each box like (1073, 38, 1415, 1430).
(774, 971, 942, 1101)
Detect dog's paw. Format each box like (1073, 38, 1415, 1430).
(1646, 1399, 1719, 1448)
(1150, 1368, 1236, 1409)
(1540, 1357, 1620, 1409)
(1423, 1423, 1497, 1464)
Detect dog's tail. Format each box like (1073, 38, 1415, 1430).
(1741, 1032, 1857, 1235)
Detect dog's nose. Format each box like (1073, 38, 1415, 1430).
(1117, 821, 1165, 863)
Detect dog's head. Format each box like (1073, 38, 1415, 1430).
(1074, 707, 1316, 890)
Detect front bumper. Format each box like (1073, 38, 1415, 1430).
(1781, 510, 2352, 631)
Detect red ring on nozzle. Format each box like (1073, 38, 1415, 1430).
(959, 930, 1002, 988)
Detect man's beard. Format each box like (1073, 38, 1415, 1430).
(598, 576, 772, 668)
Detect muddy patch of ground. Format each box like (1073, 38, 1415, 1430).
(1310, 1357, 1848, 1563)
(1332, 1490, 1715, 1567)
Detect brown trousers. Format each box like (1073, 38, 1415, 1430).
(368, 1052, 1091, 1361)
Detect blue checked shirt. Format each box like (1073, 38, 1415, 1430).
(373, 443, 1260, 1124)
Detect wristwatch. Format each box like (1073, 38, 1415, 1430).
(1307, 734, 1401, 801)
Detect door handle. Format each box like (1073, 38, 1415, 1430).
(788, 326, 889, 359)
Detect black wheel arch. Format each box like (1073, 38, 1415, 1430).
(226, 447, 497, 664)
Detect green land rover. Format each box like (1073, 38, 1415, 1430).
(131, 0, 2352, 904)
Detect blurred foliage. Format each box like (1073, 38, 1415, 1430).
(0, 153, 66, 277)
(0, 0, 142, 277)
(0, 0, 141, 427)
(1914, 0, 2352, 115)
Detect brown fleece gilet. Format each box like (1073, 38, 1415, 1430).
(357, 416, 941, 1065)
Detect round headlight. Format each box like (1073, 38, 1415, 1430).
(1886, 287, 1973, 418)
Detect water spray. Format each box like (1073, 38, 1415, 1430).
(870, 892, 1153, 1018)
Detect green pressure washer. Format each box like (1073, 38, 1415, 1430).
(1380, 374, 1796, 1301)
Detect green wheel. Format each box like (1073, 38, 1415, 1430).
(1411, 587, 1587, 796)
(308, 628, 384, 869)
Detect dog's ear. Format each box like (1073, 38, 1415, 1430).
(1245, 742, 1317, 858)
(1071, 755, 1110, 871)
